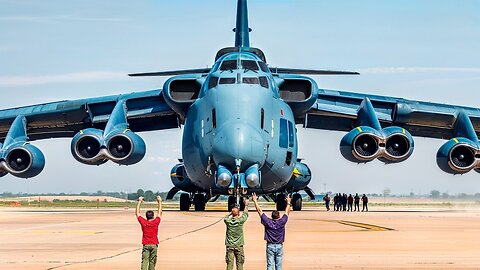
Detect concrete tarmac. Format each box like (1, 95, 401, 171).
(1, 206, 479, 269)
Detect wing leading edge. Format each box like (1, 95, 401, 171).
(0, 89, 179, 141)
(304, 89, 480, 140)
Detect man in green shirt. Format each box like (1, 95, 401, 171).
(224, 198, 249, 270)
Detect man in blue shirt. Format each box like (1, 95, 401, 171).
(252, 192, 291, 270)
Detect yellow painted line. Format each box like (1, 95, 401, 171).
(402, 128, 406, 134)
(453, 138, 459, 143)
(80, 130, 84, 135)
(357, 127, 363, 132)
(123, 129, 130, 133)
(170, 173, 177, 177)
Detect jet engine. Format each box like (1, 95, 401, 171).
(340, 126, 414, 163)
(379, 126, 414, 163)
(0, 144, 45, 178)
(284, 162, 312, 190)
(170, 163, 196, 192)
(340, 126, 383, 162)
(437, 137, 478, 174)
(105, 130, 146, 165)
(71, 128, 146, 166)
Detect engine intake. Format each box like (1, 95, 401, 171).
(340, 126, 414, 163)
(71, 128, 146, 166)
(437, 137, 479, 174)
(1, 144, 45, 178)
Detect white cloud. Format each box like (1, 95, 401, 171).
(0, 15, 130, 23)
(359, 67, 480, 74)
(0, 71, 129, 87)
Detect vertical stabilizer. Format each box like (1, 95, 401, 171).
(235, 0, 250, 48)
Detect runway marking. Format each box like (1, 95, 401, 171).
(297, 218, 395, 231)
(45, 216, 225, 270)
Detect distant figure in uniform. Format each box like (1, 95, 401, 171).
(342, 193, 348, 211)
(323, 194, 331, 211)
(252, 193, 290, 270)
(354, 193, 360, 211)
(362, 194, 369, 212)
(135, 195, 162, 270)
(333, 194, 338, 211)
(224, 198, 249, 270)
(347, 194, 353, 211)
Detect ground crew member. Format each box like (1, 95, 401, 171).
(135, 195, 162, 270)
(252, 193, 290, 270)
(323, 194, 331, 211)
(224, 198, 249, 270)
(347, 194, 353, 211)
(354, 193, 360, 211)
(362, 194, 369, 212)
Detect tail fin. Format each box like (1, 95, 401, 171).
(234, 0, 250, 48)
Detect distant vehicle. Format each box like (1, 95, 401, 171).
(1, 0, 480, 212)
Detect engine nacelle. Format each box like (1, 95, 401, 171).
(340, 126, 415, 163)
(71, 128, 146, 166)
(378, 126, 414, 163)
(170, 163, 196, 192)
(276, 74, 318, 118)
(0, 143, 45, 178)
(163, 75, 204, 117)
(437, 137, 479, 174)
(105, 130, 146, 165)
(285, 162, 312, 190)
(71, 128, 107, 165)
(340, 126, 383, 162)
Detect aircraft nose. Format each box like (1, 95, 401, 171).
(212, 122, 266, 170)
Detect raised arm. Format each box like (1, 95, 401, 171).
(285, 194, 292, 216)
(156, 195, 163, 218)
(252, 193, 263, 217)
(135, 196, 144, 218)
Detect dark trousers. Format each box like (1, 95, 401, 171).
(347, 203, 353, 211)
(354, 202, 360, 211)
(226, 246, 245, 270)
(363, 203, 368, 211)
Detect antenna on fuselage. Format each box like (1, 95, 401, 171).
(234, 0, 251, 48)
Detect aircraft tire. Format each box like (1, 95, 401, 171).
(276, 193, 287, 211)
(292, 193, 302, 211)
(180, 193, 190, 211)
(193, 193, 206, 211)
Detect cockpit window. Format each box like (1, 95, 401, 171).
(219, 77, 236, 84)
(241, 60, 259, 71)
(208, 76, 219, 89)
(259, 76, 269, 88)
(242, 77, 259, 84)
(258, 61, 269, 72)
(220, 60, 237, 71)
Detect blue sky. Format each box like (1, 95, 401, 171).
(0, 0, 479, 195)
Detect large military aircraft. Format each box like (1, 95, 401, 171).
(1, 0, 479, 211)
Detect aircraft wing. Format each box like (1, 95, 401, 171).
(303, 89, 480, 139)
(0, 89, 179, 141)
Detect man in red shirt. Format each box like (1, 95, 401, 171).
(136, 195, 162, 270)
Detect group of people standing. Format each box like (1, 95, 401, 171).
(135, 194, 290, 270)
(323, 193, 369, 212)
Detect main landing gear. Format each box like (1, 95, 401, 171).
(275, 192, 303, 211)
(179, 193, 207, 211)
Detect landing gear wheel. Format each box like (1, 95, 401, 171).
(239, 198, 245, 211)
(292, 193, 302, 211)
(276, 193, 287, 211)
(228, 196, 236, 212)
(179, 193, 190, 211)
(193, 194, 206, 211)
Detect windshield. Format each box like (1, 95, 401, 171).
(241, 60, 259, 71)
(220, 60, 238, 71)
